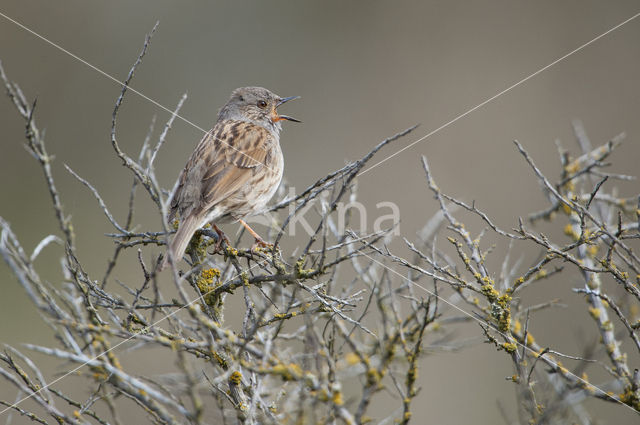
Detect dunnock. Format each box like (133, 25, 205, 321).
(160, 87, 299, 270)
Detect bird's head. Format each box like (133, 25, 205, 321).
(219, 87, 300, 132)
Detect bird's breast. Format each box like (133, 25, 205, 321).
(233, 143, 283, 217)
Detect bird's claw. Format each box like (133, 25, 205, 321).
(212, 224, 230, 253)
(251, 237, 273, 252)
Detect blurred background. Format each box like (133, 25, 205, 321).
(1, 1, 640, 423)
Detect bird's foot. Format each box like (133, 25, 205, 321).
(212, 224, 230, 253)
(251, 237, 273, 253)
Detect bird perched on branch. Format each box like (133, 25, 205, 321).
(160, 87, 299, 270)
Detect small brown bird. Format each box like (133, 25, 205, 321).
(160, 87, 299, 270)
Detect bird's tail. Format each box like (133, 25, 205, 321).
(159, 215, 201, 271)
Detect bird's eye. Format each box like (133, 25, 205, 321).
(257, 100, 267, 109)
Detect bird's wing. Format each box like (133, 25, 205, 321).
(202, 121, 272, 204)
(170, 121, 272, 218)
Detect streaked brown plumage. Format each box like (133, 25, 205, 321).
(160, 87, 299, 270)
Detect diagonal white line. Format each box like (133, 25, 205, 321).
(0, 11, 277, 173)
(358, 10, 640, 177)
(0, 259, 269, 415)
(1, 4, 639, 418)
(359, 251, 639, 414)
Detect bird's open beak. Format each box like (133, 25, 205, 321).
(273, 96, 301, 123)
